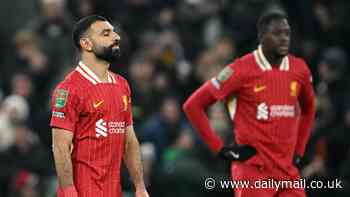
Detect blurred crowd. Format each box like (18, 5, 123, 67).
(0, 0, 349, 197)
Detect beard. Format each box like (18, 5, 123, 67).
(94, 44, 120, 63)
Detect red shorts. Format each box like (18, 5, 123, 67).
(231, 162, 305, 197)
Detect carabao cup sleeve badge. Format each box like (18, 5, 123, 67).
(54, 89, 69, 108)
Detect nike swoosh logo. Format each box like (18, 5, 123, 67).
(254, 85, 266, 93)
(228, 151, 240, 159)
(93, 100, 104, 108)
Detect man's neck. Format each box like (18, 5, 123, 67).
(81, 53, 110, 82)
(261, 47, 283, 66)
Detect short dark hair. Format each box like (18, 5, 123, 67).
(257, 10, 288, 39)
(72, 15, 108, 50)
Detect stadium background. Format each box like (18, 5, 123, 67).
(0, 0, 349, 196)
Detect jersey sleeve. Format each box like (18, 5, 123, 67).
(125, 81, 133, 126)
(50, 82, 81, 133)
(295, 60, 316, 156)
(182, 59, 246, 153)
(208, 59, 246, 100)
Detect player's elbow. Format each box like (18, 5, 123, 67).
(183, 83, 215, 115)
(182, 98, 194, 115)
(182, 100, 189, 113)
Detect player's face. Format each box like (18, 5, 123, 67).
(89, 21, 121, 62)
(262, 19, 290, 57)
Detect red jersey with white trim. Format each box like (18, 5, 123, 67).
(209, 46, 315, 180)
(50, 61, 133, 197)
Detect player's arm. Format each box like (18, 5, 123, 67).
(52, 128, 78, 197)
(123, 125, 149, 197)
(122, 81, 149, 197)
(50, 85, 80, 197)
(182, 81, 224, 153)
(183, 59, 256, 160)
(295, 63, 316, 159)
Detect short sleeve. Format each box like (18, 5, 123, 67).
(125, 81, 133, 126)
(208, 59, 246, 100)
(50, 83, 81, 132)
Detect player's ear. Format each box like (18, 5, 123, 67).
(80, 37, 93, 52)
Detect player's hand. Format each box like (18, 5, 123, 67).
(135, 187, 149, 197)
(218, 144, 257, 161)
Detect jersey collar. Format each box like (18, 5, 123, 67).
(76, 61, 116, 85)
(253, 45, 289, 71)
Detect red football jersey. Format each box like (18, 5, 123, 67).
(50, 61, 133, 197)
(209, 46, 315, 180)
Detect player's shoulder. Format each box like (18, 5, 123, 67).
(239, 52, 256, 63)
(54, 69, 84, 94)
(288, 54, 307, 66)
(109, 72, 131, 89)
(226, 52, 256, 72)
(230, 53, 255, 64)
(109, 72, 128, 84)
(288, 54, 310, 73)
